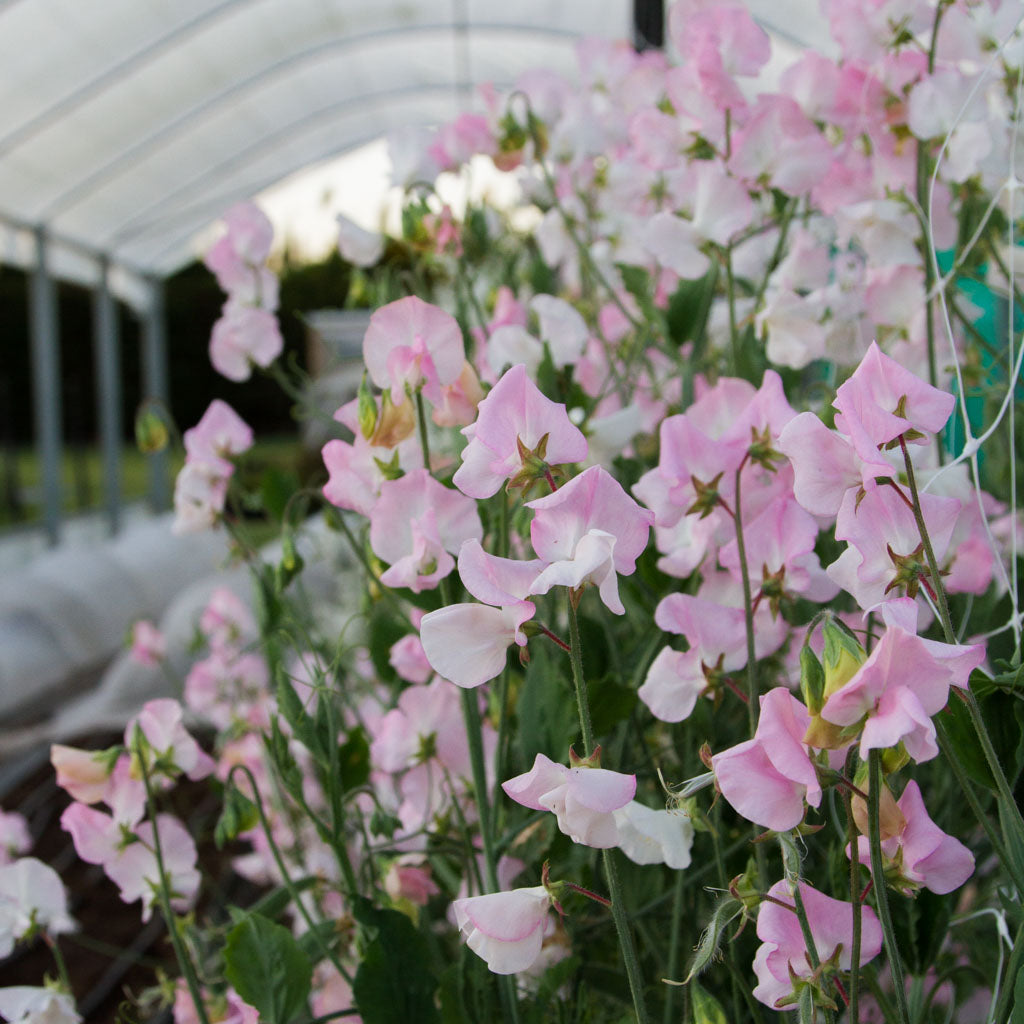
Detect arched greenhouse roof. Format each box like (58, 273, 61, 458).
(0, 0, 830, 306)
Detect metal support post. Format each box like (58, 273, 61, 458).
(93, 256, 123, 534)
(29, 226, 62, 545)
(141, 276, 170, 511)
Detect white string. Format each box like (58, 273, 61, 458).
(923, 11, 1024, 653)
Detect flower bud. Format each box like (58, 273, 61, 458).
(799, 645, 825, 714)
(821, 618, 866, 701)
(135, 400, 170, 454)
(851, 766, 906, 841)
(370, 390, 416, 449)
(357, 372, 378, 439)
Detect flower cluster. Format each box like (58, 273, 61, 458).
(22, 0, 1024, 1020)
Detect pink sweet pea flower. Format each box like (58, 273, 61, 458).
(833, 341, 956, 453)
(432, 361, 485, 428)
(527, 466, 654, 614)
(363, 296, 465, 405)
(453, 363, 588, 499)
(419, 541, 542, 688)
(452, 886, 553, 975)
(718, 495, 838, 606)
(171, 456, 232, 534)
(641, 588, 789, 723)
(209, 304, 283, 382)
(204, 203, 275, 300)
(129, 620, 166, 667)
(127, 699, 216, 784)
(369, 469, 483, 593)
(105, 815, 200, 922)
(389, 632, 433, 684)
(173, 983, 259, 1024)
(638, 646, 710, 724)
(183, 400, 253, 462)
(384, 857, 440, 906)
(753, 879, 882, 1009)
(0, 812, 30, 867)
(62, 774, 198, 921)
(502, 753, 637, 848)
(820, 618, 984, 763)
(613, 801, 694, 869)
(0, 987, 81, 1024)
(419, 603, 534, 689)
(0, 858, 76, 957)
(336, 212, 384, 268)
(51, 744, 116, 805)
(529, 295, 589, 369)
(643, 212, 711, 280)
(218, 202, 274, 267)
(199, 586, 255, 649)
(712, 689, 823, 832)
(777, 412, 865, 518)
(827, 484, 961, 610)
(853, 779, 974, 895)
(729, 95, 834, 195)
(369, 677, 492, 783)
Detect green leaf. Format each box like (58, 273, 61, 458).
(246, 878, 317, 922)
(214, 781, 258, 849)
(517, 642, 576, 761)
(892, 887, 951, 977)
(685, 897, 744, 983)
(941, 690, 1024, 791)
(223, 913, 312, 1024)
(296, 920, 341, 964)
(1010, 956, 1024, 1024)
(352, 898, 440, 1024)
(940, 696, 994, 789)
(260, 466, 300, 523)
(275, 667, 330, 768)
(368, 605, 409, 683)
(265, 722, 304, 804)
(691, 980, 730, 1024)
(438, 961, 471, 1024)
(586, 677, 637, 737)
(339, 726, 371, 791)
(616, 264, 660, 324)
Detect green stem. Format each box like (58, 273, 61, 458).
(228, 765, 350, 983)
(725, 245, 741, 377)
(323, 694, 362, 898)
(844, 747, 863, 1024)
(44, 934, 73, 994)
(566, 593, 651, 1024)
(868, 751, 910, 1024)
(732, 462, 769, 887)
(752, 197, 798, 313)
(790, 883, 836, 1024)
(415, 389, 432, 471)
(732, 463, 759, 737)
(902, 436, 1024, 864)
(663, 871, 687, 1024)
(566, 593, 596, 753)
(899, 436, 955, 642)
(135, 728, 211, 1024)
(915, 0, 948, 433)
(450, 597, 520, 1024)
(994, 920, 1024, 1024)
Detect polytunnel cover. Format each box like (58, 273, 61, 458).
(0, 0, 829, 299)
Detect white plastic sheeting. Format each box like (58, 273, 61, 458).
(0, 0, 639, 299)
